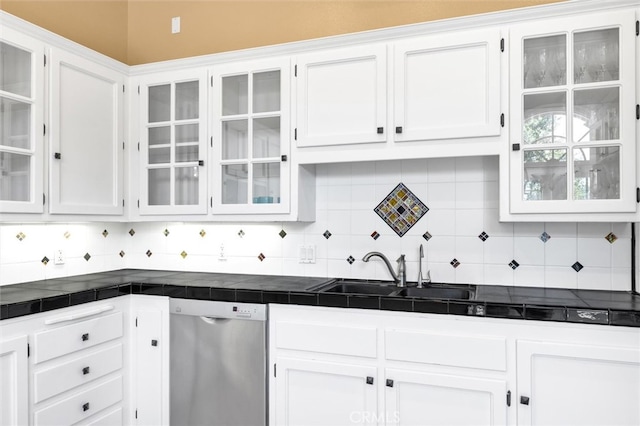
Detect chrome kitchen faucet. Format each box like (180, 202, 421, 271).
(362, 251, 407, 287)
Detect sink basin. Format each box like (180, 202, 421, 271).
(397, 286, 474, 300)
(314, 279, 399, 296)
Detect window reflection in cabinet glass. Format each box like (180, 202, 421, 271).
(222, 75, 248, 116)
(176, 124, 198, 143)
(175, 166, 199, 205)
(574, 146, 620, 200)
(523, 149, 567, 200)
(574, 28, 619, 84)
(175, 81, 199, 120)
(523, 92, 567, 144)
(148, 126, 170, 146)
(222, 120, 248, 160)
(253, 71, 280, 113)
(0, 152, 30, 201)
(253, 117, 280, 158)
(0, 41, 31, 97)
(253, 163, 280, 203)
(523, 35, 566, 88)
(176, 145, 198, 163)
(0, 98, 30, 149)
(222, 164, 248, 204)
(148, 168, 170, 205)
(148, 85, 170, 123)
(149, 147, 170, 164)
(573, 87, 619, 142)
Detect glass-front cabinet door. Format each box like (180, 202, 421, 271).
(0, 28, 44, 214)
(508, 10, 636, 214)
(139, 70, 207, 215)
(211, 58, 290, 214)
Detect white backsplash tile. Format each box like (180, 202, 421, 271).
(0, 157, 634, 291)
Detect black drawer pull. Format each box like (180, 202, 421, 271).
(54, 152, 61, 159)
(395, 126, 403, 134)
(386, 379, 394, 388)
(366, 376, 374, 385)
(377, 127, 384, 134)
(83, 402, 90, 412)
(82, 366, 90, 375)
(81, 333, 89, 342)
(520, 396, 530, 405)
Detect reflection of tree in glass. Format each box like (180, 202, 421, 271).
(523, 149, 566, 164)
(524, 113, 566, 145)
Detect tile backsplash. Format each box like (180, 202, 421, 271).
(0, 157, 633, 291)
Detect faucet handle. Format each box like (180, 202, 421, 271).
(425, 270, 431, 284)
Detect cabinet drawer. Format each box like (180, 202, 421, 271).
(78, 407, 122, 426)
(34, 344, 123, 403)
(276, 321, 377, 358)
(34, 312, 123, 364)
(385, 328, 507, 371)
(34, 375, 122, 426)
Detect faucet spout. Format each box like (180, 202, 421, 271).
(362, 251, 407, 287)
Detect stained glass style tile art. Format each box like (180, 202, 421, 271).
(374, 183, 428, 237)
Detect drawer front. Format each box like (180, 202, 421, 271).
(385, 328, 507, 371)
(34, 312, 123, 363)
(78, 407, 122, 426)
(34, 344, 123, 403)
(276, 321, 377, 358)
(34, 375, 123, 426)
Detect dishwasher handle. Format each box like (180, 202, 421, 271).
(200, 316, 232, 325)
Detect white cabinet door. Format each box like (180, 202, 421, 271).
(138, 69, 208, 215)
(517, 340, 640, 426)
(49, 48, 125, 215)
(393, 28, 502, 142)
(507, 9, 637, 216)
(211, 57, 291, 214)
(274, 357, 378, 426)
(385, 368, 507, 426)
(294, 45, 387, 147)
(0, 335, 28, 426)
(0, 27, 45, 214)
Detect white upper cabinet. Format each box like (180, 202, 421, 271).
(138, 69, 208, 215)
(0, 28, 44, 214)
(393, 28, 502, 142)
(294, 44, 387, 147)
(211, 57, 291, 215)
(506, 9, 637, 217)
(49, 48, 125, 215)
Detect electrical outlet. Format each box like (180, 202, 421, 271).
(171, 17, 181, 34)
(54, 249, 65, 265)
(218, 243, 226, 262)
(298, 245, 316, 264)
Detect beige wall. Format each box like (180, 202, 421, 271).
(2, 0, 563, 65)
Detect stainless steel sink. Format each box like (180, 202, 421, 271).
(397, 286, 474, 300)
(312, 279, 475, 300)
(317, 280, 399, 296)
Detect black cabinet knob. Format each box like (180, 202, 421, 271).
(198, 160, 204, 166)
(151, 339, 158, 347)
(82, 366, 90, 375)
(82, 402, 90, 412)
(386, 379, 394, 388)
(377, 127, 384, 134)
(54, 152, 61, 159)
(512, 143, 521, 151)
(366, 376, 374, 385)
(81, 333, 89, 341)
(520, 396, 530, 405)
(395, 126, 403, 134)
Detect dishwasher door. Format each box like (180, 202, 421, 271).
(170, 299, 267, 426)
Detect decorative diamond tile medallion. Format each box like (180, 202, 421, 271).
(238, 230, 245, 238)
(279, 230, 287, 239)
(64, 231, 71, 239)
(41, 256, 49, 265)
(347, 255, 355, 264)
(129, 229, 136, 237)
(374, 183, 428, 237)
(371, 231, 380, 240)
(605, 232, 617, 244)
(102, 229, 109, 238)
(163, 229, 170, 237)
(258, 253, 266, 261)
(323, 230, 332, 239)
(509, 260, 520, 270)
(540, 231, 551, 243)
(84, 253, 91, 262)
(146, 250, 152, 257)
(478, 231, 489, 242)
(572, 262, 584, 272)
(181, 251, 188, 259)
(423, 231, 432, 241)
(199, 229, 206, 238)
(450, 258, 460, 268)
(16, 232, 26, 241)
(119, 250, 126, 258)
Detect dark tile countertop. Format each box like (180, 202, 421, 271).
(1, 269, 639, 327)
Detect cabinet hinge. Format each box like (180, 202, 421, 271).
(27, 343, 30, 358)
(44, 54, 47, 67)
(294, 64, 297, 77)
(137, 85, 140, 95)
(135, 410, 138, 419)
(636, 20, 639, 36)
(210, 196, 213, 208)
(636, 187, 639, 203)
(135, 317, 138, 327)
(500, 38, 505, 52)
(137, 142, 140, 152)
(274, 363, 277, 377)
(122, 199, 125, 207)
(294, 128, 297, 140)
(43, 193, 46, 205)
(500, 113, 505, 127)
(210, 136, 213, 148)
(211, 76, 214, 87)
(636, 104, 639, 120)
(137, 199, 140, 208)
(43, 124, 46, 136)
(507, 390, 511, 407)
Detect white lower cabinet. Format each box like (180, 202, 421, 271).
(0, 295, 169, 426)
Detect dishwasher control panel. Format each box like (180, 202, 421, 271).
(170, 299, 267, 321)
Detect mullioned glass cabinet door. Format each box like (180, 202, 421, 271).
(212, 58, 290, 215)
(139, 70, 208, 215)
(0, 28, 44, 214)
(508, 9, 636, 214)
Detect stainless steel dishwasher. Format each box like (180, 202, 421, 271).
(170, 299, 267, 426)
